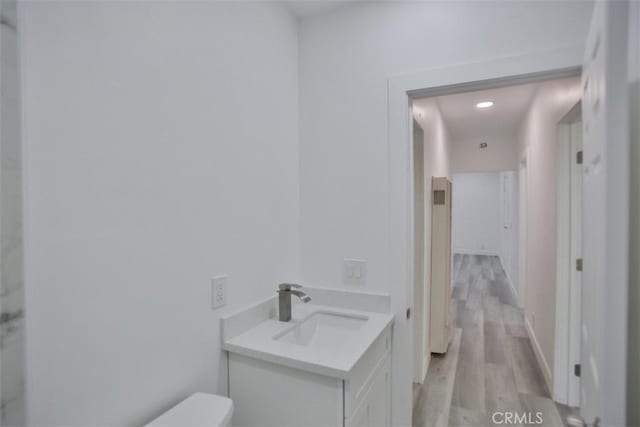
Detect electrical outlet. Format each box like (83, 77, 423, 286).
(212, 275, 228, 309)
(343, 258, 367, 286)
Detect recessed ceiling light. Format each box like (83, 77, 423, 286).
(476, 101, 494, 109)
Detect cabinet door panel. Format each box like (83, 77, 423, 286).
(345, 354, 391, 427)
(367, 356, 390, 427)
(345, 327, 391, 417)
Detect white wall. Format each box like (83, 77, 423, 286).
(298, 3, 592, 424)
(515, 76, 582, 383)
(451, 133, 519, 173)
(20, 2, 300, 425)
(0, 1, 26, 424)
(452, 173, 501, 255)
(412, 99, 451, 381)
(299, 0, 592, 294)
(413, 99, 451, 181)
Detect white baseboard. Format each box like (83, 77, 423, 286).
(453, 249, 500, 256)
(525, 317, 554, 395)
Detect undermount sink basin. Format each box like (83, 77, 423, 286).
(274, 312, 368, 347)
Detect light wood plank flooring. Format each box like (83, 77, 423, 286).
(413, 254, 573, 427)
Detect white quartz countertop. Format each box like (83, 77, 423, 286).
(222, 303, 394, 379)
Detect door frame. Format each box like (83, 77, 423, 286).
(628, 1, 640, 424)
(554, 101, 582, 407)
(411, 118, 428, 384)
(518, 153, 528, 311)
(387, 46, 583, 426)
(499, 170, 516, 293)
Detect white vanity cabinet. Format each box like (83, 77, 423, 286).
(228, 325, 391, 427)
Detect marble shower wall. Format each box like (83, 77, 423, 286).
(0, 1, 25, 425)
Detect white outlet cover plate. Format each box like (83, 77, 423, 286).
(212, 275, 228, 309)
(343, 258, 367, 286)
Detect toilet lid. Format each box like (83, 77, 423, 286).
(145, 393, 233, 427)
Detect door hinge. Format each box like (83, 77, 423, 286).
(576, 258, 583, 272)
(574, 363, 581, 377)
(577, 150, 583, 164)
(406, 307, 411, 320)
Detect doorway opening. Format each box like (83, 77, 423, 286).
(409, 76, 583, 427)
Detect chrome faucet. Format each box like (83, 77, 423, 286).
(277, 283, 311, 322)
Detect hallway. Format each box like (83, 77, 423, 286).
(412, 254, 567, 427)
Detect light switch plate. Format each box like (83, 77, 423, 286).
(212, 275, 228, 309)
(343, 258, 367, 286)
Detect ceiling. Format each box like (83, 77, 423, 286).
(414, 82, 539, 142)
(284, 1, 355, 18)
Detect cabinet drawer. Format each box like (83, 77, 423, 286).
(229, 353, 343, 427)
(344, 325, 391, 418)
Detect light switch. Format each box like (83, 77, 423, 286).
(212, 275, 228, 309)
(343, 258, 367, 286)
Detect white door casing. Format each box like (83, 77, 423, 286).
(412, 119, 428, 383)
(554, 103, 582, 407)
(568, 120, 583, 408)
(627, 1, 640, 424)
(580, 1, 629, 425)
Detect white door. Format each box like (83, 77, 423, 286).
(500, 172, 514, 278)
(580, 1, 630, 425)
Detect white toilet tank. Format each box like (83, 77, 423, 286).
(145, 393, 233, 427)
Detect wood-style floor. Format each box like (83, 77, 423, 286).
(412, 254, 573, 427)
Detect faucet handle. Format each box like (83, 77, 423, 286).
(278, 283, 302, 291)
